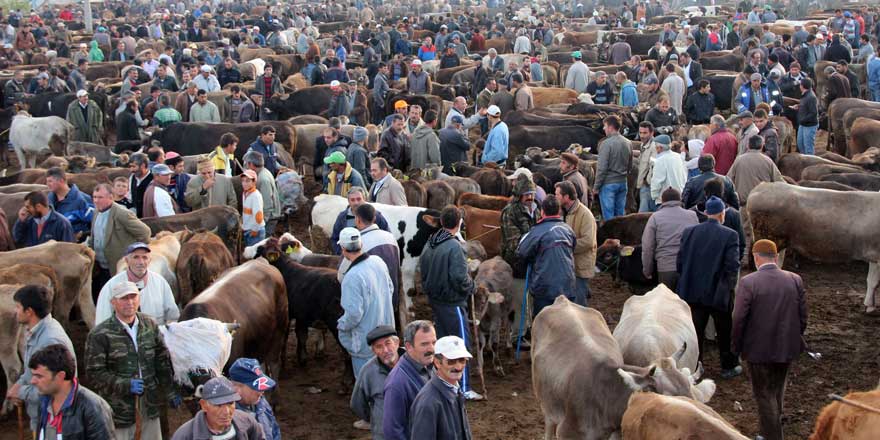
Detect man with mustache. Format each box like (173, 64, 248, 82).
(409, 335, 474, 440)
(350, 325, 402, 437)
(383, 321, 436, 440)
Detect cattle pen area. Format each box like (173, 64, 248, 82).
(1, 204, 877, 440)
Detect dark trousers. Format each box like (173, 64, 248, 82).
(532, 293, 573, 319)
(430, 302, 472, 392)
(749, 362, 790, 440)
(658, 271, 680, 293)
(92, 265, 112, 304)
(690, 302, 739, 370)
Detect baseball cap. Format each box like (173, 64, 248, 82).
(366, 325, 397, 345)
(486, 105, 501, 117)
(229, 358, 276, 391)
(126, 242, 151, 255)
(705, 196, 725, 215)
(330, 80, 340, 88)
(411, 59, 422, 66)
(571, 50, 582, 59)
(337, 227, 362, 250)
(451, 115, 463, 124)
(153, 164, 174, 176)
(199, 377, 241, 405)
(323, 151, 347, 165)
(111, 281, 140, 299)
(165, 151, 180, 160)
(36, 72, 49, 80)
(76, 89, 88, 98)
(644, 76, 658, 85)
(750, 72, 762, 81)
(394, 100, 408, 109)
(200, 65, 212, 72)
(434, 336, 473, 360)
(241, 169, 257, 180)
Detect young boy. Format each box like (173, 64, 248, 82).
(241, 170, 265, 246)
(112, 176, 135, 211)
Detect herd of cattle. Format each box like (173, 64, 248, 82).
(0, 2, 880, 439)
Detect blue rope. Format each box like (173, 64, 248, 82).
(515, 265, 531, 361)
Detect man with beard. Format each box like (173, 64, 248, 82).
(383, 321, 436, 440)
(351, 325, 403, 437)
(12, 191, 75, 247)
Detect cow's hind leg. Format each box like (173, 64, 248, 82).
(295, 322, 309, 366)
(865, 261, 880, 314)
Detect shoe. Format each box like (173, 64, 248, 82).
(720, 365, 743, 379)
(464, 390, 485, 401)
(353, 420, 370, 430)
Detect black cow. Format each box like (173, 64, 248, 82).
(596, 212, 651, 247)
(266, 86, 334, 119)
(25, 90, 109, 120)
(596, 239, 656, 293)
(704, 72, 737, 113)
(255, 237, 353, 383)
(145, 121, 296, 160)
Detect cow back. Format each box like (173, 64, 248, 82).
(622, 393, 749, 440)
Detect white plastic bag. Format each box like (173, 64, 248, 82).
(160, 318, 233, 388)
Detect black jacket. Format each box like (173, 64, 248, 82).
(844, 69, 860, 98)
(419, 230, 474, 307)
(684, 91, 715, 124)
(36, 382, 115, 440)
(824, 41, 851, 64)
(439, 127, 471, 173)
(681, 171, 740, 210)
(684, 61, 703, 89)
(409, 376, 473, 440)
(115, 110, 140, 142)
(797, 90, 818, 127)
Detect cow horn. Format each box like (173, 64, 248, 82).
(691, 361, 704, 382)
(672, 342, 687, 363)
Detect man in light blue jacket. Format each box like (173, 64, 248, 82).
(337, 227, 395, 377)
(481, 105, 509, 166)
(6, 285, 77, 431)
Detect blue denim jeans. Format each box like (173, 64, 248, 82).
(574, 277, 591, 307)
(599, 182, 628, 221)
(244, 228, 266, 247)
(872, 87, 880, 102)
(638, 186, 657, 213)
(797, 125, 817, 155)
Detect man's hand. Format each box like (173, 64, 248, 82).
(478, 108, 488, 116)
(5, 383, 20, 402)
(17, 206, 28, 222)
(130, 379, 144, 395)
(202, 176, 215, 190)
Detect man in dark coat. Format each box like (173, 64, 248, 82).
(732, 239, 807, 440)
(409, 335, 473, 440)
(439, 115, 471, 174)
(115, 100, 141, 142)
(677, 196, 742, 379)
(823, 65, 851, 110)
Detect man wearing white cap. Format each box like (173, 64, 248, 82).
(407, 59, 432, 95)
(95, 242, 179, 326)
(337, 227, 395, 377)
(66, 88, 104, 143)
(481, 105, 508, 166)
(193, 64, 220, 92)
(409, 335, 474, 440)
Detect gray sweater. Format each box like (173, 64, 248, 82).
(595, 133, 632, 188)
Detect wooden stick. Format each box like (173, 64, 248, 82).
(134, 394, 142, 440)
(470, 294, 488, 400)
(16, 402, 24, 440)
(830, 394, 880, 415)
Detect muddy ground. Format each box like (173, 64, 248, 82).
(2, 130, 877, 439)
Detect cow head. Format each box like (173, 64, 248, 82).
(617, 343, 717, 403)
(596, 239, 625, 273)
(472, 285, 506, 324)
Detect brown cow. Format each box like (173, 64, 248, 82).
(777, 153, 860, 181)
(0, 241, 95, 327)
(622, 393, 749, 440)
(0, 263, 59, 310)
(0, 283, 25, 413)
(175, 231, 235, 305)
(531, 87, 579, 108)
(470, 166, 510, 196)
(457, 192, 510, 211)
(402, 179, 427, 207)
(597, 212, 652, 246)
(179, 259, 289, 381)
(142, 206, 242, 262)
(460, 205, 501, 258)
(809, 389, 880, 440)
(799, 163, 865, 182)
(827, 98, 880, 156)
(850, 117, 880, 158)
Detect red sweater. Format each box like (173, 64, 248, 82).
(702, 128, 739, 175)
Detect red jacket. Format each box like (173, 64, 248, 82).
(702, 128, 738, 175)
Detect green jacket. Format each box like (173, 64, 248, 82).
(85, 312, 175, 427)
(500, 201, 540, 270)
(66, 99, 104, 144)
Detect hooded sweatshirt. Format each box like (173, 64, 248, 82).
(409, 125, 441, 169)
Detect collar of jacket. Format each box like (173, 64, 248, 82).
(538, 215, 563, 224)
(348, 252, 370, 269)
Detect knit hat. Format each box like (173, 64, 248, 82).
(705, 196, 725, 215)
(353, 126, 368, 142)
(512, 173, 536, 196)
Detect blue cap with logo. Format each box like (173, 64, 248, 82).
(229, 358, 276, 392)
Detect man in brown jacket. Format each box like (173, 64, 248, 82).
(555, 181, 597, 306)
(87, 183, 152, 302)
(511, 73, 534, 111)
(732, 239, 807, 440)
(174, 81, 199, 122)
(560, 153, 590, 207)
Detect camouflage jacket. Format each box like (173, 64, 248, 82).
(500, 201, 541, 268)
(85, 312, 175, 427)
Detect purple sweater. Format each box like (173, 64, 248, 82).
(382, 353, 432, 440)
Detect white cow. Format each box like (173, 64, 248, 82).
(613, 284, 701, 373)
(10, 112, 71, 169)
(311, 194, 447, 324)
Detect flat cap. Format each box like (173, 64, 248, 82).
(366, 325, 397, 345)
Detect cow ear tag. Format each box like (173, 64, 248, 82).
(285, 246, 295, 255)
(620, 246, 634, 257)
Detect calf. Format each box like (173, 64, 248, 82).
(424, 180, 456, 210)
(471, 166, 510, 196)
(810, 389, 880, 440)
(596, 212, 652, 246)
(10, 113, 71, 169)
(596, 239, 656, 293)
(255, 237, 352, 382)
(622, 393, 748, 440)
(460, 205, 502, 258)
(473, 256, 515, 376)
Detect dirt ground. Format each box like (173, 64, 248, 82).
(2, 129, 876, 439)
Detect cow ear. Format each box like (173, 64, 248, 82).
(422, 214, 440, 228)
(617, 368, 653, 392)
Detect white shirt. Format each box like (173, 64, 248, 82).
(650, 149, 688, 202)
(444, 107, 480, 129)
(193, 73, 221, 92)
(153, 186, 176, 217)
(682, 62, 693, 88)
(95, 271, 180, 326)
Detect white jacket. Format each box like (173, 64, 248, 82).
(650, 150, 688, 202)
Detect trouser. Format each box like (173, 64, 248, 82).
(797, 125, 817, 155)
(93, 265, 112, 304)
(872, 87, 880, 102)
(244, 228, 266, 247)
(741, 204, 753, 266)
(599, 182, 628, 221)
(371, 101, 385, 125)
(658, 271, 680, 293)
(638, 186, 656, 213)
(116, 416, 161, 440)
(690, 301, 740, 370)
(430, 302, 472, 392)
(748, 362, 791, 440)
(574, 277, 591, 307)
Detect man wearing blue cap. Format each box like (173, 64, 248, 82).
(676, 195, 743, 379)
(229, 358, 280, 440)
